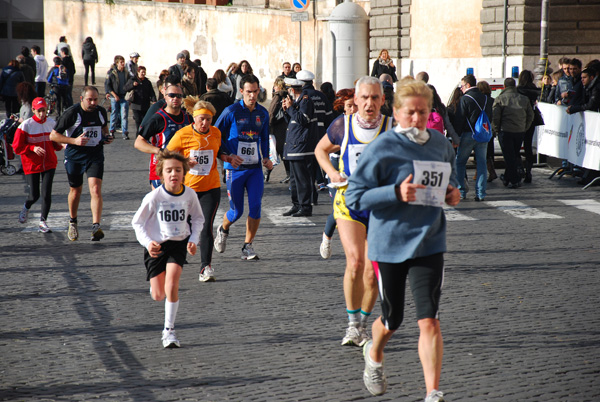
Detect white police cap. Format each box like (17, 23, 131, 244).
(284, 77, 304, 87)
(296, 70, 315, 81)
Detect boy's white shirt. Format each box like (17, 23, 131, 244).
(132, 185, 204, 249)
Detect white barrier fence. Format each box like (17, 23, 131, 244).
(536, 103, 600, 171)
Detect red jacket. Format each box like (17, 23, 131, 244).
(13, 115, 62, 174)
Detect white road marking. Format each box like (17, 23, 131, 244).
(264, 207, 316, 226)
(443, 206, 478, 221)
(485, 201, 562, 219)
(558, 199, 600, 215)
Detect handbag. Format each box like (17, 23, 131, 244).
(124, 89, 135, 102)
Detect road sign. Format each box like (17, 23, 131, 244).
(291, 12, 309, 22)
(290, 0, 309, 12)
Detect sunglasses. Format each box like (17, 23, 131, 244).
(166, 93, 183, 99)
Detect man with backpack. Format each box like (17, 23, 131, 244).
(454, 74, 491, 201)
(46, 57, 70, 116)
(492, 78, 533, 189)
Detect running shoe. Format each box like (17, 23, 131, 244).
(199, 265, 216, 282)
(358, 324, 371, 347)
(363, 340, 387, 396)
(68, 221, 79, 241)
(162, 328, 180, 348)
(214, 225, 228, 253)
(18, 204, 29, 224)
(320, 236, 332, 259)
(38, 219, 52, 233)
(341, 322, 361, 346)
(241, 243, 258, 260)
(424, 390, 445, 402)
(91, 224, 104, 241)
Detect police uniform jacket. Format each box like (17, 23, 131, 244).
(283, 94, 318, 161)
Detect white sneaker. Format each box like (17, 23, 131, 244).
(199, 265, 216, 282)
(341, 322, 361, 346)
(320, 236, 332, 259)
(214, 225, 228, 253)
(162, 328, 180, 348)
(358, 324, 370, 347)
(38, 220, 52, 233)
(241, 243, 258, 260)
(363, 340, 387, 396)
(67, 221, 78, 241)
(424, 390, 445, 402)
(18, 204, 29, 223)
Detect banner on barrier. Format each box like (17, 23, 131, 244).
(536, 103, 600, 171)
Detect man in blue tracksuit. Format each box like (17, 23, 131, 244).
(213, 74, 273, 260)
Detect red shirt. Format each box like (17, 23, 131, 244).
(13, 115, 62, 174)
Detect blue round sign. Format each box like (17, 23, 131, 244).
(290, 0, 309, 11)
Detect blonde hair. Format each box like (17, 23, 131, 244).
(393, 80, 433, 110)
(182, 96, 217, 116)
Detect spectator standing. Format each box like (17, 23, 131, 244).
(281, 78, 319, 217)
(370, 49, 397, 82)
(156, 69, 169, 101)
(16, 82, 36, 121)
(231, 60, 253, 101)
(60, 48, 75, 108)
(0, 60, 25, 117)
(278, 62, 296, 80)
(213, 69, 233, 99)
(517, 70, 541, 183)
(454, 74, 488, 201)
(31, 45, 49, 97)
(199, 78, 232, 120)
(46, 57, 69, 116)
(476, 81, 497, 182)
(539, 74, 553, 103)
(268, 77, 290, 182)
(181, 62, 198, 98)
(492, 78, 533, 189)
(20, 47, 37, 75)
(191, 57, 208, 96)
(168, 52, 187, 81)
(105, 55, 133, 139)
(379, 73, 395, 117)
(124, 65, 156, 135)
(126, 52, 140, 78)
(292, 62, 302, 75)
(16, 55, 35, 85)
(81, 37, 99, 86)
(54, 36, 71, 57)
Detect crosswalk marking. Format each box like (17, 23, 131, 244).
(19, 198, 599, 233)
(484, 201, 563, 219)
(443, 206, 478, 221)
(558, 199, 600, 215)
(264, 207, 316, 226)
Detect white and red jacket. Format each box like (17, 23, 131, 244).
(13, 115, 62, 174)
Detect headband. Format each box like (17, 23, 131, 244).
(193, 108, 214, 117)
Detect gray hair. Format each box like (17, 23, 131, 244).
(355, 76, 383, 95)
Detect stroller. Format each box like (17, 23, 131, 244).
(0, 117, 18, 176)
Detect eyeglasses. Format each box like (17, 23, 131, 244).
(166, 93, 183, 99)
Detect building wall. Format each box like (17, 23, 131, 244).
(42, 0, 336, 93)
(368, 0, 600, 103)
(0, 0, 44, 65)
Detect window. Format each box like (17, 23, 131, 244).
(0, 22, 7, 39)
(12, 21, 44, 40)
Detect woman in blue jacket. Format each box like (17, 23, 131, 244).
(345, 79, 460, 402)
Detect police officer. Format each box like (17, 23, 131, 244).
(281, 78, 319, 217)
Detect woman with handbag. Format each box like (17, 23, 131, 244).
(124, 65, 156, 135)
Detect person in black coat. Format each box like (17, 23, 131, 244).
(81, 37, 98, 85)
(199, 78, 232, 121)
(268, 77, 290, 182)
(517, 70, 541, 183)
(124, 65, 157, 134)
(282, 79, 319, 217)
(370, 49, 397, 82)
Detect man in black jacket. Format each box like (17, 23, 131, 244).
(567, 68, 600, 114)
(281, 78, 318, 217)
(60, 48, 76, 108)
(200, 78, 232, 120)
(455, 74, 489, 201)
